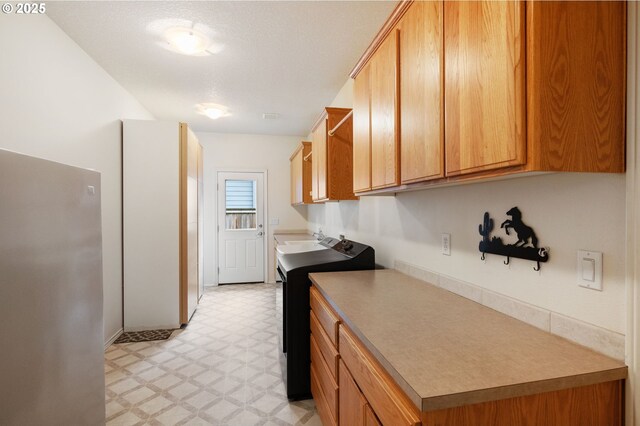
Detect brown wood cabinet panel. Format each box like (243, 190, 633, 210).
(444, 0, 525, 176)
(422, 380, 622, 426)
(310, 287, 340, 347)
(353, 64, 372, 192)
(399, 0, 444, 184)
(311, 310, 339, 379)
(365, 404, 382, 426)
(326, 107, 357, 200)
(339, 359, 367, 426)
(290, 148, 301, 204)
(526, 1, 626, 172)
(311, 334, 339, 421)
(312, 119, 328, 201)
(311, 108, 357, 201)
(311, 363, 337, 426)
(339, 325, 421, 426)
(370, 30, 400, 189)
(289, 142, 312, 205)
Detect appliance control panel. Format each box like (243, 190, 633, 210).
(320, 237, 368, 258)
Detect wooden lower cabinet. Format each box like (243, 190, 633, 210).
(421, 380, 623, 426)
(365, 404, 382, 426)
(339, 325, 421, 426)
(311, 362, 337, 426)
(339, 359, 383, 426)
(339, 359, 367, 425)
(311, 285, 623, 426)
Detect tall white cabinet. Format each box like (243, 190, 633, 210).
(122, 120, 202, 330)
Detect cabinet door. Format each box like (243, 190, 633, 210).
(399, 1, 444, 184)
(301, 142, 313, 204)
(365, 404, 382, 426)
(526, 1, 625, 173)
(339, 359, 367, 426)
(312, 120, 327, 202)
(370, 30, 400, 189)
(353, 64, 372, 193)
(445, 1, 525, 176)
(316, 119, 328, 200)
(311, 131, 318, 201)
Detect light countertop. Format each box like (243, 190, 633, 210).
(309, 269, 627, 412)
(273, 231, 314, 245)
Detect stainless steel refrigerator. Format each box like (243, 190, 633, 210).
(0, 149, 105, 425)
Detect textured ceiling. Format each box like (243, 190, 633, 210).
(47, 1, 397, 136)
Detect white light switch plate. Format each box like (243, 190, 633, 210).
(577, 250, 602, 291)
(270, 218, 279, 225)
(441, 233, 451, 256)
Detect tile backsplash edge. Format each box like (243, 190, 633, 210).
(394, 260, 625, 361)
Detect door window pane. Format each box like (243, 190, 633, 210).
(225, 179, 257, 229)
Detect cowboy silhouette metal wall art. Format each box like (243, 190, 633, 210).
(479, 207, 549, 271)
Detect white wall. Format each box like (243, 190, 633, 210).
(198, 133, 309, 285)
(0, 15, 154, 345)
(307, 79, 627, 335)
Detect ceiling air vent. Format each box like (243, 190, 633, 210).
(262, 113, 280, 120)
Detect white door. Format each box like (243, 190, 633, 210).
(218, 172, 265, 284)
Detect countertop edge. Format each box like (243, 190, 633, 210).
(420, 367, 628, 411)
(309, 272, 628, 414)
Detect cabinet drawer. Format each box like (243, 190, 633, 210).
(311, 310, 339, 379)
(311, 333, 338, 421)
(310, 286, 339, 346)
(339, 325, 420, 426)
(311, 362, 337, 426)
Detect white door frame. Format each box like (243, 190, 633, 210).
(215, 168, 268, 284)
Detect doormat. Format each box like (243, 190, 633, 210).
(114, 329, 175, 344)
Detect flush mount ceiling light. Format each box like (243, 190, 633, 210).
(147, 19, 223, 56)
(196, 103, 230, 120)
(164, 26, 210, 56)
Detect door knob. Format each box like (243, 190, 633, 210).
(257, 231, 264, 237)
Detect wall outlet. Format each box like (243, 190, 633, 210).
(441, 233, 451, 256)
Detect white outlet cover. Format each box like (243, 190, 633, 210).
(577, 250, 602, 291)
(441, 233, 451, 256)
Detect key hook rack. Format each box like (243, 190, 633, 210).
(478, 207, 549, 271)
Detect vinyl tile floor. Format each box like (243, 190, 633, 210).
(105, 283, 321, 426)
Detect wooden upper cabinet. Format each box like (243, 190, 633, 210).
(370, 30, 400, 189)
(290, 141, 311, 205)
(399, 1, 444, 184)
(311, 107, 357, 202)
(526, 1, 625, 172)
(445, 0, 526, 177)
(349, 0, 625, 194)
(353, 64, 372, 193)
(315, 119, 328, 201)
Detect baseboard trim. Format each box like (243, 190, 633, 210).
(104, 328, 123, 351)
